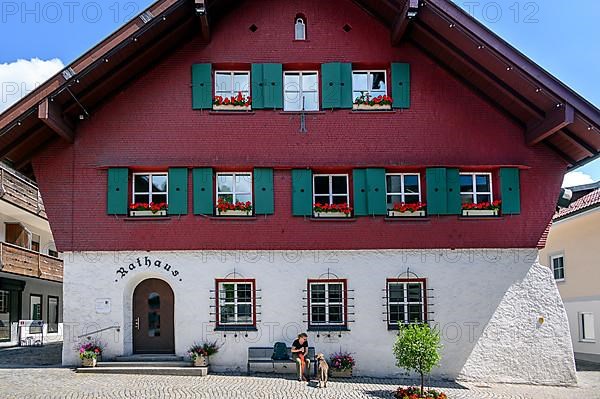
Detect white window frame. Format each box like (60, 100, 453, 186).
(309, 281, 346, 326)
(579, 312, 596, 342)
(132, 172, 168, 204)
(352, 70, 388, 99)
(387, 280, 426, 327)
(217, 281, 255, 326)
(214, 71, 251, 99)
(284, 71, 319, 111)
(312, 174, 349, 205)
(460, 172, 493, 204)
(295, 18, 306, 40)
(550, 254, 565, 282)
(216, 172, 253, 205)
(385, 173, 422, 205)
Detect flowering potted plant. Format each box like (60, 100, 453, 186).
(313, 203, 353, 218)
(329, 351, 355, 378)
(129, 202, 168, 217)
(216, 198, 253, 216)
(461, 200, 501, 217)
(77, 339, 105, 368)
(394, 387, 448, 399)
(388, 202, 427, 218)
(213, 92, 252, 111)
(353, 92, 393, 111)
(188, 341, 221, 368)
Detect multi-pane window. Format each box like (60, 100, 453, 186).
(313, 175, 349, 205)
(0, 290, 9, 341)
(352, 71, 387, 100)
(284, 71, 319, 111)
(216, 173, 253, 204)
(295, 18, 306, 40)
(551, 255, 565, 281)
(309, 281, 346, 326)
(30, 295, 42, 320)
(580, 313, 596, 342)
(386, 173, 421, 209)
(217, 281, 255, 326)
(387, 279, 426, 327)
(215, 71, 250, 98)
(133, 173, 168, 204)
(47, 296, 59, 333)
(460, 173, 493, 204)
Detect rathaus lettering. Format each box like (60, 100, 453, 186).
(114, 257, 181, 282)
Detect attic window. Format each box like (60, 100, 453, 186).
(249, 24, 258, 32)
(343, 24, 352, 32)
(295, 17, 306, 40)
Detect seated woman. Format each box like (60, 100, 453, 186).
(291, 333, 310, 382)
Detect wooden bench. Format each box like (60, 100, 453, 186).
(247, 346, 316, 374)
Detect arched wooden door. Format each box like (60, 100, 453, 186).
(133, 279, 175, 354)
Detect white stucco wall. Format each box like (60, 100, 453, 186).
(61, 249, 576, 384)
(563, 299, 600, 362)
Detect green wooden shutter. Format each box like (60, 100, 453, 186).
(353, 169, 368, 216)
(339, 63, 353, 108)
(251, 64, 265, 109)
(500, 168, 521, 214)
(292, 169, 313, 216)
(426, 168, 447, 215)
(322, 63, 353, 109)
(446, 168, 461, 215)
(263, 63, 283, 109)
(391, 63, 410, 109)
(193, 168, 214, 215)
(192, 64, 212, 110)
(254, 168, 274, 215)
(107, 168, 128, 215)
(168, 168, 188, 215)
(366, 168, 387, 215)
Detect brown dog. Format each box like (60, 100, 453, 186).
(316, 353, 329, 388)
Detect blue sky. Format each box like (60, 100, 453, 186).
(0, 0, 598, 183)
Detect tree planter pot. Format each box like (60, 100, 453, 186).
(216, 209, 253, 217)
(194, 356, 209, 367)
(81, 358, 97, 368)
(129, 210, 167, 217)
(352, 103, 392, 111)
(213, 104, 252, 111)
(313, 212, 352, 218)
(388, 210, 426, 218)
(330, 368, 352, 378)
(462, 209, 499, 217)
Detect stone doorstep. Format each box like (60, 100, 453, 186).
(114, 354, 184, 362)
(76, 366, 208, 376)
(97, 361, 192, 368)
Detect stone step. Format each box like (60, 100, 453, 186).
(114, 354, 184, 362)
(98, 361, 192, 368)
(76, 366, 208, 376)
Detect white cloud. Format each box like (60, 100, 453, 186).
(0, 58, 65, 114)
(562, 171, 595, 188)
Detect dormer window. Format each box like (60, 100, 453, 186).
(295, 17, 306, 40)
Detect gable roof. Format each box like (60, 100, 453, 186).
(0, 0, 599, 177)
(554, 185, 600, 222)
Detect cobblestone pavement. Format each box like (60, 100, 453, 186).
(0, 342, 61, 367)
(0, 368, 598, 399)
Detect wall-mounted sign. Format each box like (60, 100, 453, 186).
(114, 256, 182, 283)
(95, 299, 111, 314)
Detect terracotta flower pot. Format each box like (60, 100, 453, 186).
(194, 355, 209, 367)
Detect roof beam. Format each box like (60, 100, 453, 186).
(38, 98, 74, 143)
(392, 0, 419, 46)
(526, 104, 575, 145)
(195, 0, 210, 41)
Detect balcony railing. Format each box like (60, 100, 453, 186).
(0, 166, 46, 219)
(0, 241, 63, 282)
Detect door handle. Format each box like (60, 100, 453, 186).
(135, 317, 140, 330)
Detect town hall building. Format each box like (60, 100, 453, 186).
(0, 0, 599, 385)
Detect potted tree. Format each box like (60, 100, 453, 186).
(393, 323, 446, 399)
(329, 351, 355, 378)
(188, 341, 221, 368)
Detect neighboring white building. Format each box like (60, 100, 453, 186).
(541, 182, 600, 364)
(0, 163, 63, 346)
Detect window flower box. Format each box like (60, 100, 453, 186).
(313, 203, 353, 218)
(462, 200, 501, 217)
(388, 210, 426, 218)
(353, 93, 393, 111)
(213, 93, 252, 111)
(216, 198, 253, 216)
(352, 103, 391, 111)
(129, 203, 168, 217)
(388, 202, 426, 218)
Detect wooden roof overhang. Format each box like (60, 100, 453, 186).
(0, 0, 598, 178)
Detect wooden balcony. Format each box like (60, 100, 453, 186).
(0, 241, 62, 282)
(0, 166, 46, 219)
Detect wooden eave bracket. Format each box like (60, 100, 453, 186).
(392, 0, 420, 46)
(195, 0, 210, 41)
(526, 103, 575, 145)
(37, 98, 74, 143)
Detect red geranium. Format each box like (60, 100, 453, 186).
(392, 202, 427, 213)
(354, 92, 393, 106)
(129, 202, 167, 214)
(313, 203, 353, 215)
(462, 200, 501, 211)
(217, 198, 253, 214)
(214, 91, 252, 107)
